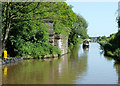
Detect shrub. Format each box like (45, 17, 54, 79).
(104, 43, 112, 51)
(113, 48, 120, 58)
(69, 43, 73, 49)
(49, 45, 61, 56)
(106, 51, 114, 56)
(98, 41, 106, 49)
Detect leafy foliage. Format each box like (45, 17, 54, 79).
(98, 31, 120, 61)
(2, 2, 88, 58)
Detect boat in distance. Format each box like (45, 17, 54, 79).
(83, 40, 89, 48)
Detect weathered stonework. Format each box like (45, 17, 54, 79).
(45, 22, 68, 55)
(54, 34, 68, 55)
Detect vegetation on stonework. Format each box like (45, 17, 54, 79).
(98, 31, 120, 61)
(2, 2, 88, 58)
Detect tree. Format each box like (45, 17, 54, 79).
(2, 2, 40, 50)
(2, 2, 89, 57)
(74, 15, 88, 39)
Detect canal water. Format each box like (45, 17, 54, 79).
(2, 43, 120, 84)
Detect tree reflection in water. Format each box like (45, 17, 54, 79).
(2, 44, 88, 84)
(3, 43, 119, 84)
(114, 63, 120, 85)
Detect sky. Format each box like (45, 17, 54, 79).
(66, 2, 118, 37)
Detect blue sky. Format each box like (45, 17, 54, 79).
(66, 2, 118, 37)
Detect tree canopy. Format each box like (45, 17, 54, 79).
(2, 2, 88, 58)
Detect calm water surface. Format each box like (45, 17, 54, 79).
(2, 43, 120, 84)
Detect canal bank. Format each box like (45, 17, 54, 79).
(2, 43, 120, 84)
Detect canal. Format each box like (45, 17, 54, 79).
(2, 43, 120, 84)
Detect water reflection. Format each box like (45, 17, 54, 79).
(4, 66, 7, 77)
(114, 63, 120, 85)
(104, 56, 114, 61)
(2, 43, 120, 84)
(83, 45, 89, 51)
(67, 44, 88, 83)
(2, 44, 88, 84)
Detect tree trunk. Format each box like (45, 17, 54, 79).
(2, 23, 10, 50)
(2, 2, 10, 52)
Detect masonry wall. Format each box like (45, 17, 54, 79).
(54, 34, 68, 55)
(60, 36, 68, 55)
(45, 22, 68, 55)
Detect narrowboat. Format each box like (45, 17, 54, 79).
(83, 40, 89, 48)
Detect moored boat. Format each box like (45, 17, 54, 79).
(83, 40, 89, 48)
